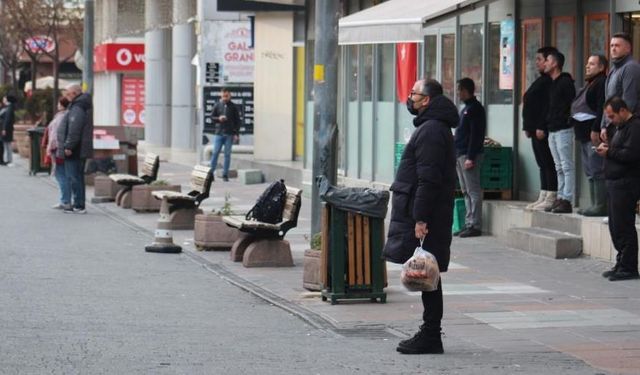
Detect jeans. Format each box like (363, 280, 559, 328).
(456, 154, 483, 229)
(606, 178, 640, 272)
(210, 135, 234, 177)
(579, 141, 604, 181)
(54, 161, 70, 205)
(65, 158, 86, 209)
(3, 141, 12, 163)
(531, 136, 558, 191)
(548, 128, 575, 202)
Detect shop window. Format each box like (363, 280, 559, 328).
(488, 22, 513, 104)
(349, 45, 359, 101)
(441, 33, 456, 100)
(622, 13, 640, 61)
(362, 44, 373, 101)
(424, 35, 437, 80)
(460, 24, 484, 99)
(552, 17, 576, 78)
(378, 44, 394, 102)
(586, 13, 609, 59)
(521, 18, 543, 97)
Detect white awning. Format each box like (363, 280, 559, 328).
(339, 0, 493, 45)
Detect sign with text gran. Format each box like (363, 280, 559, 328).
(204, 21, 254, 83)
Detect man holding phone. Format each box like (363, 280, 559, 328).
(209, 88, 241, 181)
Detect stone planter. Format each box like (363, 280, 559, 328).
(303, 249, 322, 291)
(13, 123, 32, 159)
(131, 184, 181, 212)
(194, 214, 241, 251)
(92, 175, 121, 203)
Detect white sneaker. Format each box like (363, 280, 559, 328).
(526, 191, 547, 210)
(51, 203, 65, 209)
(73, 208, 87, 214)
(602, 217, 609, 224)
(6, 163, 14, 168)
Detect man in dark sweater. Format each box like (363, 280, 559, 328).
(454, 78, 486, 237)
(209, 88, 241, 181)
(543, 50, 576, 213)
(522, 46, 558, 211)
(596, 97, 640, 281)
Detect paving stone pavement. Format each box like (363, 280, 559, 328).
(15, 156, 640, 374)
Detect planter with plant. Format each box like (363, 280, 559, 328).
(131, 179, 181, 212)
(194, 193, 241, 251)
(303, 232, 323, 291)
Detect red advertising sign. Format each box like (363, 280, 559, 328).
(121, 77, 145, 127)
(94, 43, 145, 72)
(396, 43, 417, 102)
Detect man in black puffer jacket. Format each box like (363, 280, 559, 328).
(383, 79, 458, 355)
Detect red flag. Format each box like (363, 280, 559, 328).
(396, 43, 417, 102)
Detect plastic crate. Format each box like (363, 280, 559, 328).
(452, 198, 466, 233)
(480, 147, 512, 190)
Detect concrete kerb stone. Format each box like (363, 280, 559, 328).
(238, 169, 263, 185)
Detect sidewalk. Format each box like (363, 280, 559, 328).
(38, 157, 640, 374)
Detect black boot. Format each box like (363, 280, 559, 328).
(397, 325, 443, 354)
(582, 179, 607, 217)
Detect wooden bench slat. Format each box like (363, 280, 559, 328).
(364, 216, 371, 285)
(348, 213, 356, 286)
(355, 214, 364, 285)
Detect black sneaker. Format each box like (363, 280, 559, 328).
(397, 325, 444, 355)
(545, 199, 562, 212)
(602, 265, 618, 278)
(459, 227, 481, 238)
(63, 206, 74, 214)
(73, 207, 87, 214)
(453, 226, 468, 236)
(222, 176, 229, 182)
(608, 269, 640, 281)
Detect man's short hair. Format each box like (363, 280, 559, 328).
(605, 96, 629, 113)
(221, 88, 231, 94)
(422, 79, 443, 98)
(457, 78, 475, 95)
(593, 54, 609, 70)
(547, 50, 565, 70)
(612, 32, 632, 45)
(537, 46, 558, 59)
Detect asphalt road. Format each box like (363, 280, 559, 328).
(0, 164, 604, 374)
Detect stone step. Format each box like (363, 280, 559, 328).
(507, 227, 583, 259)
(530, 210, 582, 236)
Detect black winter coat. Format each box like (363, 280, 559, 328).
(57, 93, 93, 159)
(522, 74, 551, 133)
(0, 103, 15, 142)
(383, 95, 459, 272)
(604, 115, 640, 180)
(546, 72, 576, 132)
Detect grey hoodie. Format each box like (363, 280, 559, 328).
(601, 54, 640, 129)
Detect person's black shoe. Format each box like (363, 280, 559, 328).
(459, 227, 481, 238)
(602, 265, 618, 278)
(222, 176, 229, 182)
(551, 199, 572, 214)
(545, 199, 561, 212)
(397, 325, 444, 355)
(608, 269, 640, 281)
(453, 226, 468, 236)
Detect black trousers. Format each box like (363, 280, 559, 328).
(531, 136, 558, 191)
(421, 279, 443, 329)
(0, 140, 4, 164)
(607, 178, 640, 272)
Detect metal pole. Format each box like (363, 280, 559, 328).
(83, 0, 94, 94)
(310, 0, 339, 236)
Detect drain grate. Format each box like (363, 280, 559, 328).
(333, 326, 408, 340)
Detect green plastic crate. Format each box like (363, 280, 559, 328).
(452, 198, 466, 233)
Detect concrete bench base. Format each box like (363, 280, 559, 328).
(115, 189, 132, 208)
(230, 233, 254, 262)
(92, 175, 120, 202)
(242, 239, 294, 268)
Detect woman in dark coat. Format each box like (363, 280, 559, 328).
(0, 94, 17, 165)
(383, 79, 458, 355)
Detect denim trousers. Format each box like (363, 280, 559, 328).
(3, 141, 12, 163)
(548, 128, 575, 202)
(54, 161, 70, 205)
(579, 141, 604, 181)
(210, 135, 234, 177)
(65, 158, 86, 209)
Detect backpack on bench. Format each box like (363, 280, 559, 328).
(246, 179, 288, 224)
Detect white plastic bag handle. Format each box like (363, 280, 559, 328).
(419, 237, 424, 249)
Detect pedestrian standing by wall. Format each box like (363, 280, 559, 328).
(522, 47, 558, 210)
(571, 55, 607, 216)
(601, 33, 640, 143)
(46, 97, 71, 210)
(0, 94, 17, 167)
(453, 78, 486, 238)
(57, 84, 93, 214)
(543, 50, 576, 213)
(209, 88, 241, 182)
(597, 97, 640, 281)
(383, 79, 458, 355)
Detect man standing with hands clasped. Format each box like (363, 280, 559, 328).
(209, 88, 241, 182)
(383, 79, 458, 355)
(596, 97, 640, 281)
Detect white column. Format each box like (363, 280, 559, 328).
(144, 0, 172, 147)
(171, 0, 196, 150)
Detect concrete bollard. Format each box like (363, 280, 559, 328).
(145, 212, 182, 253)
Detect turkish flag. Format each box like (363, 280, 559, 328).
(396, 43, 417, 102)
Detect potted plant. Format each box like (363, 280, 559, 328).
(131, 179, 181, 212)
(194, 193, 241, 251)
(303, 233, 323, 291)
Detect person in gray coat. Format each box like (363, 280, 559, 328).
(57, 84, 93, 214)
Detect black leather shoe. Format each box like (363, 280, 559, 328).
(453, 226, 468, 236)
(602, 265, 618, 278)
(551, 199, 572, 214)
(608, 269, 640, 281)
(545, 199, 561, 212)
(459, 227, 481, 238)
(222, 176, 229, 182)
(397, 325, 444, 355)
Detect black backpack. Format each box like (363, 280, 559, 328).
(246, 179, 287, 224)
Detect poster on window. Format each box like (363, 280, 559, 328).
(396, 43, 417, 102)
(499, 20, 514, 90)
(204, 21, 254, 84)
(121, 77, 145, 127)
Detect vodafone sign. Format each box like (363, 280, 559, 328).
(94, 43, 145, 72)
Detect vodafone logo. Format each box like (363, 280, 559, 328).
(116, 48, 133, 66)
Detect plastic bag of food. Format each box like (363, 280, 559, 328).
(400, 240, 440, 292)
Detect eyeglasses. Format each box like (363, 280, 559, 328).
(410, 91, 426, 97)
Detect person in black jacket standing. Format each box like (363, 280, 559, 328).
(596, 97, 640, 281)
(209, 88, 241, 181)
(543, 50, 576, 213)
(454, 78, 486, 237)
(0, 94, 16, 166)
(522, 47, 558, 210)
(572, 55, 607, 216)
(383, 79, 458, 355)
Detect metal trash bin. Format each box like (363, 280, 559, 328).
(317, 177, 390, 305)
(27, 127, 50, 176)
